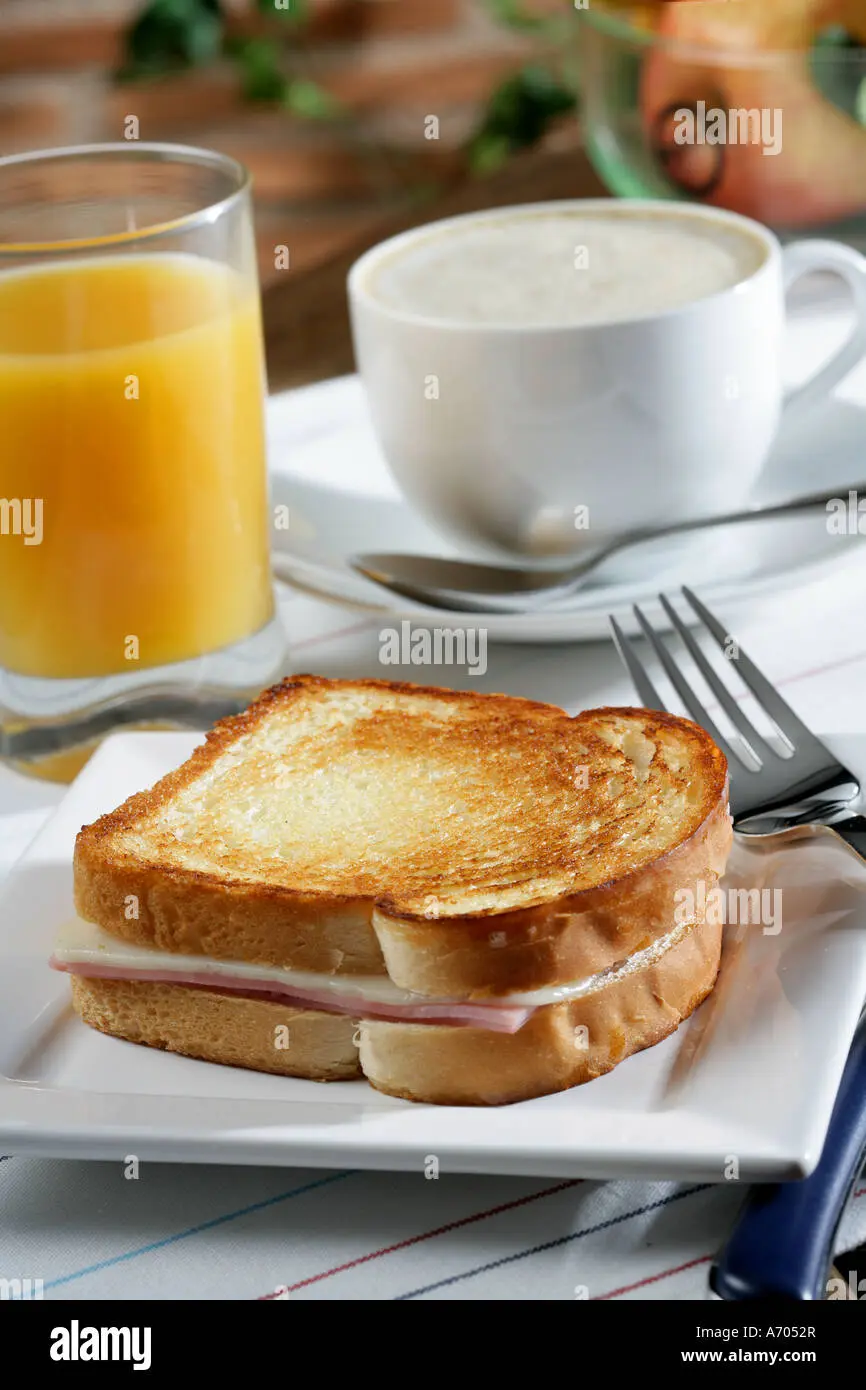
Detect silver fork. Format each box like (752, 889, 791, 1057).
(610, 586, 866, 858)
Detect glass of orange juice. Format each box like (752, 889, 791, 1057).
(0, 143, 285, 780)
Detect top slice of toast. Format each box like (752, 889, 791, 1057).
(73, 676, 732, 994)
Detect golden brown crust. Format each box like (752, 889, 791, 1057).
(374, 786, 731, 996)
(68, 914, 721, 1105)
(73, 677, 732, 993)
(361, 914, 723, 1104)
(73, 867, 383, 975)
(70, 975, 362, 1081)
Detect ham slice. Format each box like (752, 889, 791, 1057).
(50, 958, 533, 1035)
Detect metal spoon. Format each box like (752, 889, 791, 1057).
(352, 482, 863, 614)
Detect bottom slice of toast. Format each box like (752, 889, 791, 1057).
(70, 913, 721, 1106)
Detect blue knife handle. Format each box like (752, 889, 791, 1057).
(711, 1011, 866, 1300)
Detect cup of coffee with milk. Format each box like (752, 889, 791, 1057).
(348, 199, 866, 559)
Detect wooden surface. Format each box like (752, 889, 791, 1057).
(260, 146, 606, 391)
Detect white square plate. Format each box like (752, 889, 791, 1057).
(2, 730, 866, 1182)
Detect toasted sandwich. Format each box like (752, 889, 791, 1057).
(53, 676, 732, 1105)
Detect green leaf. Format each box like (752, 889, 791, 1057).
(256, 0, 308, 20)
(283, 78, 341, 119)
(232, 36, 288, 101)
(467, 131, 512, 174)
(484, 0, 546, 32)
(515, 65, 577, 117)
(857, 76, 866, 127)
(123, 0, 223, 77)
(472, 64, 576, 154)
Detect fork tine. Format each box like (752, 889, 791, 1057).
(658, 593, 775, 763)
(681, 587, 817, 749)
(632, 602, 738, 765)
(609, 616, 667, 711)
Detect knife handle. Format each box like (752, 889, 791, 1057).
(711, 1012, 866, 1301)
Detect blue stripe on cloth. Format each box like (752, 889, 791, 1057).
(43, 1169, 356, 1292)
(395, 1183, 713, 1299)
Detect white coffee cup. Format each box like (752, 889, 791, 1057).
(347, 199, 866, 559)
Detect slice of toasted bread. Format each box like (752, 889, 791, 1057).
(68, 911, 721, 1105)
(69, 976, 362, 1082)
(74, 676, 731, 996)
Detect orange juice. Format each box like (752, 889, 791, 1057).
(0, 254, 273, 678)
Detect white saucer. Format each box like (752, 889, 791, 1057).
(268, 305, 866, 644)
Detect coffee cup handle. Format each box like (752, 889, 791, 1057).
(781, 240, 866, 423)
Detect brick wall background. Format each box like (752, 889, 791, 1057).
(0, 0, 578, 283)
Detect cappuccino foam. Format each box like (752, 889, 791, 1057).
(367, 211, 766, 327)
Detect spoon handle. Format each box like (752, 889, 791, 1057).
(677, 481, 865, 532)
(579, 480, 866, 589)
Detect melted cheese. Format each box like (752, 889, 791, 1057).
(52, 915, 692, 1008)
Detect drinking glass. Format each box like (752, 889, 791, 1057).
(0, 143, 285, 780)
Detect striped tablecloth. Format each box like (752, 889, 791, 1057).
(3, 542, 866, 1299)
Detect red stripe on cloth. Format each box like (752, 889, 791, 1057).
(596, 1183, 866, 1300)
(704, 646, 866, 714)
(774, 648, 866, 690)
(594, 1253, 712, 1300)
(258, 1178, 583, 1298)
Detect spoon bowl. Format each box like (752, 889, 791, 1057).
(352, 481, 862, 614)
